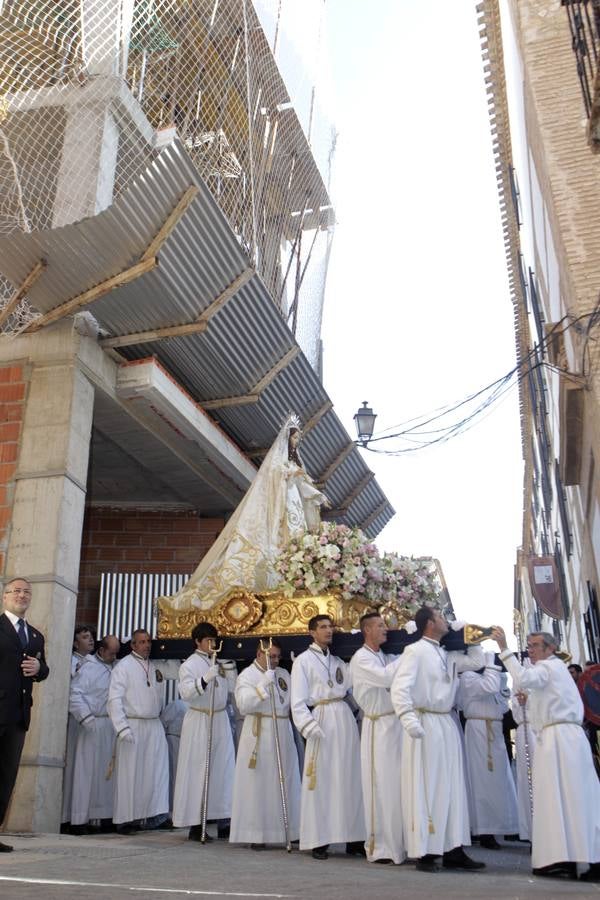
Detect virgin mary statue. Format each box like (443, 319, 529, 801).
(161, 414, 328, 612)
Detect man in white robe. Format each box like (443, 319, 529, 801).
(457, 653, 518, 848)
(291, 614, 365, 860)
(69, 635, 120, 833)
(230, 639, 300, 847)
(493, 627, 600, 881)
(349, 612, 404, 865)
(108, 629, 169, 833)
(160, 697, 189, 814)
(61, 625, 95, 830)
(390, 606, 486, 872)
(512, 689, 534, 841)
(172, 622, 235, 841)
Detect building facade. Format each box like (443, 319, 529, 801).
(478, 0, 600, 663)
(0, 0, 394, 831)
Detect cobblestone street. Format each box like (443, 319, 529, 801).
(1, 832, 599, 900)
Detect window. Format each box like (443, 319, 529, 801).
(584, 582, 600, 663)
(529, 270, 546, 348)
(554, 458, 572, 558)
(554, 543, 570, 621)
(508, 165, 523, 229)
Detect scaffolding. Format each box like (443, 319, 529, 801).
(0, 0, 335, 368)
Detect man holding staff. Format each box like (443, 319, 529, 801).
(229, 639, 300, 848)
(491, 626, 600, 880)
(172, 622, 235, 842)
(291, 614, 365, 860)
(390, 606, 486, 872)
(349, 612, 404, 865)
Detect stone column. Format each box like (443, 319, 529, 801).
(1, 324, 94, 833)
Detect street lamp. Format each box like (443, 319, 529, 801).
(354, 401, 377, 447)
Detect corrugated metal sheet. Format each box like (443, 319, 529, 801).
(0, 140, 394, 537)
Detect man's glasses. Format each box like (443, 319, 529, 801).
(5, 588, 32, 597)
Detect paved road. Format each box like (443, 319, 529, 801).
(0, 831, 599, 900)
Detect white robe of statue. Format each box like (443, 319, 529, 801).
(161, 416, 327, 612)
(390, 638, 485, 858)
(69, 653, 116, 825)
(349, 646, 405, 863)
(229, 662, 300, 844)
(501, 652, 600, 869)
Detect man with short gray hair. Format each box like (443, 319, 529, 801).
(492, 627, 600, 881)
(0, 577, 49, 852)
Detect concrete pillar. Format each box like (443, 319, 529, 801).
(0, 323, 94, 833)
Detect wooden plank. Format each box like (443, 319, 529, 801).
(317, 442, 355, 485)
(361, 501, 390, 533)
(0, 260, 46, 328)
(303, 401, 333, 435)
(201, 393, 260, 410)
(197, 267, 255, 323)
(251, 345, 300, 394)
(100, 319, 208, 349)
(140, 185, 199, 261)
(25, 257, 157, 333)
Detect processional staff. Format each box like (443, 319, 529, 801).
(513, 609, 534, 817)
(200, 638, 223, 844)
(260, 637, 292, 852)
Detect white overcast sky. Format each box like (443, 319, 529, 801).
(320, 0, 524, 637)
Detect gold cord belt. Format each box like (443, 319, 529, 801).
(127, 715, 160, 720)
(466, 717, 501, 771)
(190, 706, 226, 715)
(306, 697, 345, 790)
(416, 708, 451, 715)
(248, 711, 289, 769)
(364, 710, 395, 721)
(313, 696, 345, 707)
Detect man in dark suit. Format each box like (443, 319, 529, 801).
(0, 576, 49, 852)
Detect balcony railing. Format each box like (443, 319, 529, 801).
(563, 0, 600, 147)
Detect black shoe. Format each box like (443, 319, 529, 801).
(533, 862, 577, 879)
(504, 834, 520, 841)
(580, 863, 600, 882)
(346, 841, 367, 857)
(69, 825, 90, 836)
(373, 858, 393, 864)
(312, 845, 329, 860)
(59, 823, 71, 835)
(250, 843, 266, 851)
(443, 848, 486, 870)
(0, 841, 13, 853)
(188, 826, 213, 843)
(156, 818, 173, 831)
(217, 824, 230, 839)
(416, 855, 440, 872)
(117, 824, 137, 835)
(479, 835, 501, 850)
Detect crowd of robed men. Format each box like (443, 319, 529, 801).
(1, 575, 600, 882)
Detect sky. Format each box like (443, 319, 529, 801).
(320, 0, 524, 639)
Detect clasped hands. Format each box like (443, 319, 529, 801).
(21, 655, 40, 677)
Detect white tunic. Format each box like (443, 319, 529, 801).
(457, 668, 518, 835)
(69, 654, 116, 824)
(349, 646, 405, 863)
(160, 699, 189, 813)
(172, 652, 235, 826)
(391, 638, 484, 858)
(62, 652, 92, 823)
(107, 653, 169, 824)
(512, 694, 534, 841)
(502, 652, 600, 868)
(291, 644, 365, 849)
(229, 662, 301, 844)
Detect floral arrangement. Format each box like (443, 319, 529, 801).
(274, 522, 441, 612)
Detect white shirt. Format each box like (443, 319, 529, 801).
(4, 609, 28, 642)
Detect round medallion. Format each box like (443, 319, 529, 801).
(335, 666, 344, 685)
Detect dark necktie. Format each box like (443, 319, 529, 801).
(17, 618, 27, 649)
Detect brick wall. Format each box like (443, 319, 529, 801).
(77, 508, 224, 626)
(0, 364, 27, 578)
